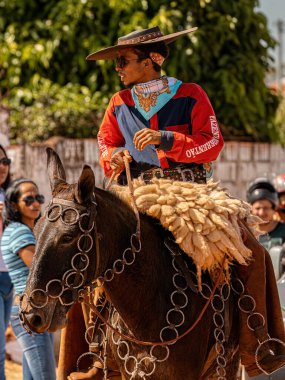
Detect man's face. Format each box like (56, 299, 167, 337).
(251, 199, 275, 221)
(115, 48, 150, 87)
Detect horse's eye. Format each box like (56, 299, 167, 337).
(62, 235, 73, 243)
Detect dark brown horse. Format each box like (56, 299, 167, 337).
(21, 148, 240, 379)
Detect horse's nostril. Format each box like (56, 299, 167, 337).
(31, 314, 43, 328)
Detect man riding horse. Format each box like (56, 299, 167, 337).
(63, 26, 285, 379)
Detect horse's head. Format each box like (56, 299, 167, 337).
(20, 148, 98, 333)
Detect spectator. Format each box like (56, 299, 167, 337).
(246, 177, 285, 250)
(0, 145, 13, 380)
(1, 178, 56, 380)
(273, 173, 285, 222)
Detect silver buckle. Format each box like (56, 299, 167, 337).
(140, 172, 150, 182)
(154, 168, 164, 179)
(177, 167, 195, 182)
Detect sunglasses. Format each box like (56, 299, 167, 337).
(115, 56, 141, 69)
(21, 194, 45, 206)
(0, 157, 11, 166)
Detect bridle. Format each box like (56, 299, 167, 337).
(19, 195, 100, 329)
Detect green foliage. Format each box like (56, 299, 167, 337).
(7, 78, 101, 142)
(0, 0, 281, 143)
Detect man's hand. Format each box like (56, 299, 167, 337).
(110, 149, 132, 174)
(133, 129, 161, 151)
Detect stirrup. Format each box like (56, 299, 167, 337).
(255, 338, 285, 375)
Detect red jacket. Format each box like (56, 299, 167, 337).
(98, 83, 224, 176)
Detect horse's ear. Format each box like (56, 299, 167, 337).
(46, 147, 66, 192)
(75, 165, 95, 204)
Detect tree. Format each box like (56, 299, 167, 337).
(0, 0, 280, 143)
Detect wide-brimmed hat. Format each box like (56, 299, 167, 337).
(86, 26, 197, 61)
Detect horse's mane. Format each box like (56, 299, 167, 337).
(96, 186, 136, 220)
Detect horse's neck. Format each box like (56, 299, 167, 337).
(97, 192, 173, 336)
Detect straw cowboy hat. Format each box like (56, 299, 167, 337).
(86, 26, 197, 61)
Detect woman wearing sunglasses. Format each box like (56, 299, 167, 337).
(0, 145, 13, 380)
(1, 178, 56, 380)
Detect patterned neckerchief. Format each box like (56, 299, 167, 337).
(131, 76, 182, 120)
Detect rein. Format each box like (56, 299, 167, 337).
(106, 157, 140, 238)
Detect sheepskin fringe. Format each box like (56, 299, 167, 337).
(111, 179, 262, 285)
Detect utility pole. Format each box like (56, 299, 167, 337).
(277, 19, 284, 92)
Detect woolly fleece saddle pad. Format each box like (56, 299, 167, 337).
(111, 179, 262, 280)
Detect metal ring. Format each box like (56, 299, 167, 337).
(46, 204, 62, 221)
(62, 269, 75, 283)
(85, 326, 95, 345)
(65, 271, 84, 289)
(211, 295, 225, 313)
(59, 289, 76, 306)
(166, 308, 185, 327)
(231, 278, 245, 295)
(172, 273, 188, 291)
(111, 330, 121, 345)
(71, 252, 90, 272)
(77, 234, 93, 252)
(171, 258, 180, 273)
(113, 259, 125, 275)
(46, 279, 64, 298)
(29, 289, 48, 308)
(247, 312, 265, 331)
(160, 325, 178, 344)
(111, 310, 120, 326)
(117, 341, 130, 361)
(137, 356, 156, 376)
(214, 328, 226, 343)
(79, 213, 94, 233)
(122, 248, 136, 266)
(216, 354, 227, 368)
(215, 341, 225, 356)
(150, 345, 170, 362)
(79, 220, 95, 234)
(131, 234, 141, 253)
(200, 282, 212, 299)
(213, 312, 224, 329)
(104, 269, 115, 282)
(124, 355, 137, 376)
(76, 351, 103, 372)
(238, 294, 256, 313)
(220, 282, 231, 301)
(216, 365, 226, 377)
(61, 207, 80, 225)
(170, 290, 188, 309)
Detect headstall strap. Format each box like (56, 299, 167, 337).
(52, 197, 87, 211)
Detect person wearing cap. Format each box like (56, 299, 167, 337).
(246, 177, 285, 251)
(86, 26, 224, 184)
(273, 173, 285, 222)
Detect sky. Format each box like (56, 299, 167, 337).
(257, 0, 285, 64)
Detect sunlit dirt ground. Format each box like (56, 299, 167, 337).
(5, 360, 22, 380)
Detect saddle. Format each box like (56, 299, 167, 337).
(111, 178, 262, 286)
